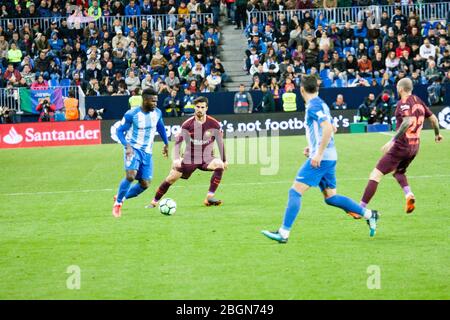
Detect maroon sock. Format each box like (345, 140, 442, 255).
(208, 168, 223, 194)
(154, 181, 171, 201)
(393, 172, 408, 188)
(361, 180, 379, 205)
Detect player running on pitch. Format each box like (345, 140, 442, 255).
(112, 88, 169, 217)
(261, 75, 379, 243)
(358, 78, 443, 215)
(147, 96, 227, 207)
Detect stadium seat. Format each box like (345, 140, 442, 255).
(320, 69, 330, 79)
(322, 79, 333, 88)
(49, 79, 59, 87)
(60, 79, 71, 87)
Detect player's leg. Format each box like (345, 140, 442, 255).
(262, 159, 321, 243)
(393, 155, 416, 213)
(261, 181, 309, 243)
(323, 188, 379, 237)
(125, 154, 153, 200)
(360, 152, 401, 208)
(204, 158, 225, 206)
(146, 166, 185, 208)
(113, 170, 137, 218)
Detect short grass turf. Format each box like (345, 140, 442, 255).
(0, 130, 449, 299)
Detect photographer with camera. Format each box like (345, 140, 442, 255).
(36, 98, 56, 122)
(84, 107, 105, 120)
(0, 106, 15, 124)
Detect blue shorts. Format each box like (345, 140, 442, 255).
(295, 159, 337, 191)
(124, 147, 153, 181)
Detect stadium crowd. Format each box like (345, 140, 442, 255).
(0, 0, 226, 101)
(245, 2, 449, 86)
(239, 0, 449, 111)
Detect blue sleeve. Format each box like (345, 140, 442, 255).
(116, 111, 133, 146)
(308, 103, 328, 125)
(157, 111, 169, 145)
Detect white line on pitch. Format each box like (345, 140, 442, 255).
(1, 174, 449, 196)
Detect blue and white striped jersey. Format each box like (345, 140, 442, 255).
(116, 107, 168, 154)
(305, 96, 337, 161)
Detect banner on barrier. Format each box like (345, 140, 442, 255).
(101, 106, 449, 144)
(19, 88, 64, 114)
(0, 121, 101, 149)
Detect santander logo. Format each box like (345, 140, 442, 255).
(3, 127, 23, 145)
(0, 121, 101, 149)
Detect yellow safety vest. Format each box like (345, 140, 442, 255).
(129, 95, 143, 108)
(282, 92, 297, 112)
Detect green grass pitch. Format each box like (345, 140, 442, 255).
(0, 130, 449, 299)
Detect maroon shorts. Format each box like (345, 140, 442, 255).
(176, 159, 213, 179)
(376, 147, 417, 175)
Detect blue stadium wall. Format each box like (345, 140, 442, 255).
(86, 84, 450, 120)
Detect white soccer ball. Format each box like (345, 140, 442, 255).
(159, 198, 177, 215)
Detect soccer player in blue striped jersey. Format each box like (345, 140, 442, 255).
(112, 88, 169, 218)
(262, 75, 379, 242)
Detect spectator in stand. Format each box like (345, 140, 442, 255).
(332, 94, 347, 110)
(358, 54, 373, 78)
(163, 89, 182, 117)
(420, 38, 437, 60)
(424, 60, 442, 83)
(4, 64, 22, 85)
(125, 0, 141, 16)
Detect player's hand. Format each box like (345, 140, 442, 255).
(172, 159, 182, 169)
(311, 153, 323, 168)
(333, 125, 337, 133)
(303, 147, 310, 158)
(125, 144, 134, 160)
(435, 134, 443, 143)
(223, 161, 228, 170)
(162, 144, 169, 158)
(381, 140, 394, 154)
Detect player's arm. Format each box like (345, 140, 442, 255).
(156, 114, 169, 157)
(393, 116, 412, 140)
(172, 128, 186, 164)
(214, 128, 227, 168)
(311, 120, 333, 168)
(116, 112, 133, 146)
(381, 116, 412, 154)
(427, 114, 443, 143)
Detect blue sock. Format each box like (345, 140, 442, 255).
(125, 183, 147, 200)
(325, 194, 365, 216)
(117, 179, 132, 203)
(281, 188, 302, 230)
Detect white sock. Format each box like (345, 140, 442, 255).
(278, 227, 290, 239)
(363, 208, 372, 220)
(405, 192, 414, 199)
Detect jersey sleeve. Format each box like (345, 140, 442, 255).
(424, 105, 433, 118)
(156, 109, 169, 145)
(307, 103, 329, 125)
(116, 111, 133, 147)
(212, 119, 226, 162)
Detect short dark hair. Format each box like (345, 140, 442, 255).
(193, 96, 208, 105)
(301, 75, 318, 94)
(142, 88, 157, 97)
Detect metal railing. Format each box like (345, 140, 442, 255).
(248, 2, 450, 26)
(0, 86, 80, 114)
(0, 12, 214, 34)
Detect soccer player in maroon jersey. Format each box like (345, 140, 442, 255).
(147, 96, 227, 207)
(357, 78, 443, 216)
